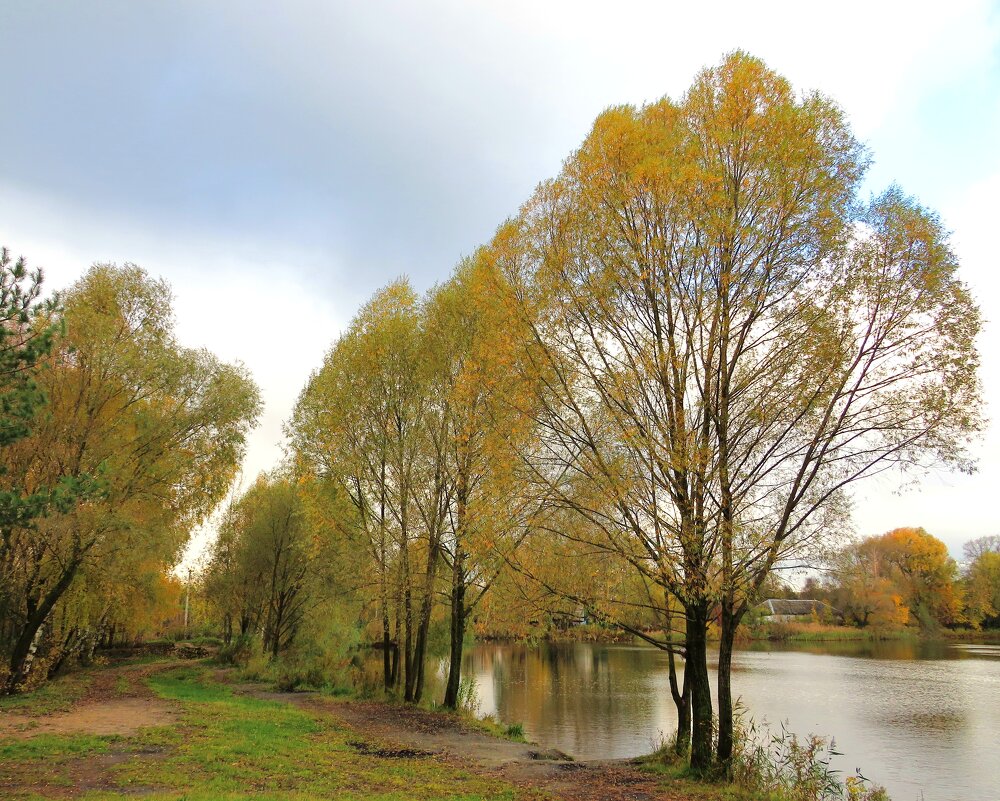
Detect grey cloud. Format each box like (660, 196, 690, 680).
(0, 1, 587, 296)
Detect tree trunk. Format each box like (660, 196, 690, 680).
(381, 608, 392, 691)
(717, 601, 745, 769)
(402, 550, 414, 702)
(685, 603, 713, 775)
(411, 607, 430, 703)
(271, 622, 281, 657)
(379, 457, 392, 691)
(390, 590, 401, 688)
(443, 555, 466, 709)
(5, 558, 81, 694)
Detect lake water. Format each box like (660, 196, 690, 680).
(451, 640, 1000, 801)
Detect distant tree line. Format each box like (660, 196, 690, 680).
(772, 529, 1000, 631)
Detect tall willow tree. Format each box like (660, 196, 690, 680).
(423, 258, 536, 709)
(290, 280, 438, 701)
(0, 250, 95, 637)
(1, 264, 260, 692)
(487, 52, 981, 772)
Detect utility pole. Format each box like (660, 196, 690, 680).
(184, 567, 192, 638)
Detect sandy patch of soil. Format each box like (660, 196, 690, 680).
(0, 661, 181, 739)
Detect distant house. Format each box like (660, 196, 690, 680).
(755, 598, 840, 622)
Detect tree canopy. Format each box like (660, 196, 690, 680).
(477, 50, 981, 771)
(1, 262, 260, 692)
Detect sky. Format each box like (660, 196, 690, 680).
(1, 1, 998, 565)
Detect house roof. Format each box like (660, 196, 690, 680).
(758, 599, 838, 617)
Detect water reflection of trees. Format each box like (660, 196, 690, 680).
(470, 643, 671, 758)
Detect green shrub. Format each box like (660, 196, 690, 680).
(190, 635, 223, 647)
(455, 674, 480, 715)
(217, 634, 256, 666)
(234, 627, 361, 696)
(504, 722, 525, 740)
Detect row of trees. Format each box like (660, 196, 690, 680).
(0, 253, 260, 693)
(285, 269, 536, 706)
(801, 530, 1000, 630)
(0, 48, 981, 791)
(203, 52, 981, 780)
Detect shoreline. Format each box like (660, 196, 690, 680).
(0, 657, 744, 801)
(471, 625, 1000, 646)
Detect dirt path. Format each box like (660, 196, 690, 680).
(237, 683, 681, 801)
(0, 661, 182, 739)
(2, 661, 686, 800)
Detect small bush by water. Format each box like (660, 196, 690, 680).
(752, 621, 916, 643)
(643, 711, 890, 801)
(730, 717, 889, 801)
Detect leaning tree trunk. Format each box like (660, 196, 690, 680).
(667, 640, 691, 755)
(5, 558, 82, 694)
(663, 598, 691, 755)
(677, 663, 691, 755)
(410, 527, 441, 704)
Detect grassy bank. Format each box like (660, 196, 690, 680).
(747, 622, 919, 642)
(939, 628, 1000, 642)
(0, 658, 887, 801)
(474, 624, 634, 645)
(749, 621, 1000, 643)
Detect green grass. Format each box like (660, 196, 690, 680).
(751, 622, 918, 642)
(638, 757, 771, 801)
(0, 732, 116, 761)
(0, 732, 120, 794)
(0, 670, 94, 715)
(14, 665, 524, 801)
(637, 749, 808, 801)
(503, 723, 524, 740)
(465, 714, 527, 743)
